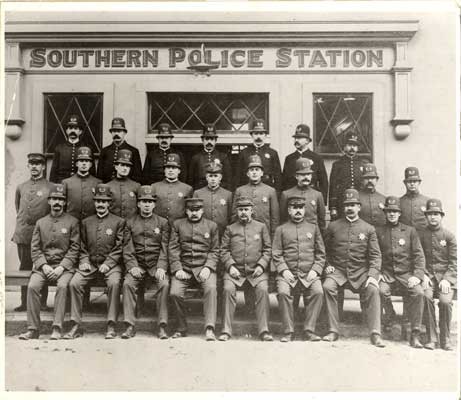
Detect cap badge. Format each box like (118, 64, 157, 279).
(37, 191, 43, 197)
(307, 232, 312, 239)
(70, 116, 77, 123)
(106, 228, 113, 236)
(145, 187, 152, 193)
(154, 228, 160, 235)
(178, 192, 184, 198)
(398, 238, 406, 246)
(440, 239, 447, 247)
(346, 192, 353, 198)
(61, 228, 68, 234)
(409, 170, 415, 175)
(359, 233, 366, 241)
(100, 187, 106, 193)
(262, 196, 268, 203)
(204, 232, 210, 239)
(220, 199, 226, 206)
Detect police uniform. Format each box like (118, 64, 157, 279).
(106, 149, 141, 220)
(279, 158, 326, 235)
(323, 189, 383, 342)
(22, 184, 80, 338)
(273, 197, 326, 338)
(235, 119, 282, 191)
(49, 115, 96, 183)
(220, 197, 272, 339)
(376, 196, 427, 343)
(358, 163, 386, 227)
(169, 199, 220, 334)
(151, 153, 193, 223)
(399, 167, 429, 230)
(142, 123, 187, 184)
(417, 199, 457, 349)
(188, 124, 232, 191)
(192, 162, 233, 238)
(122, 186, 170, 333)
(233, 154, 280, 239)
(281, 124, 328, 202)
(97, 117, 143, 183)
(62, 147, 102, 220)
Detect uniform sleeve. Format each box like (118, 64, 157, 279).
(316, 156, 329, 204)
(279, 191, 288, 223)
(281, 155, 290, 192)
(168, 222, 183, 273)
(269, 188, 280, 238)
(15, 185, 21, 213)
(123, 223, 139, 272)
(96, 149, 107, 181)
(444, 230, 457, 284)
(316, 191, 327, 237)
(155, 220, 170, 273)
(49, 150, 59, 183)
(257, 223, 272, 271)
(79, 220, 90, 265)
(103, 219, 126, 269)
(204, 222, 219, 271)
(220, 226, 236, 271)
(312, 225, 326, 275)
(367, 227, 382, 280)
(31, 222, 47, 269)
(227, 191, 234, 225)
(221, 155, 233, 191)
(272, 226, 288, 273)
(141, 151, 153, 185)
(271, 150, 283, 193)
(410, 227, 425, 281)
(131, 148, 143, 184)
(328, 161, 339, 210)
(187, 155, 198, 189)
(60, 218, 81, 271)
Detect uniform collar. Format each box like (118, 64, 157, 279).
(207, 185, 220, 192)
(405, 191, 420, 198)
(345, 215, 359, 223)
(77, 172, 90, 179)
(165, 178, 178, 184)
(96, 210, 109, 219)
(67, 138, 80, 146)
(30, 176, 45, 182)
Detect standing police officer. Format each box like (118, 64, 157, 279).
(358, 163, 386, 227)
(400, 167, 430, 230)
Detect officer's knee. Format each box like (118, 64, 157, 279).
(223, 281, 235, 295)
(56, 280, 68, 291)
(322, 279, 337, 295)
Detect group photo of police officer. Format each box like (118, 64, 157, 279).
(13, 113, 456, 351)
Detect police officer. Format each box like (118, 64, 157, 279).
(235, 119, 282, 192)
(358, 163, 386, 227)
(400, 167, 430, 230)
(188, 123, 232, 191)
(376, 196, 427, 349)
(64, 184, 131, 339)
(169, 198, 220, 341)
(62, 146, 102, 220)
(193, 162, 233, 238)
(121, 186, 170, 340)
(18, 184, 80, 340)
(219, 197, 273, 342)
(50, 115, 96, 183)
(12, 153, 53, 311)
(322, 189, 385, 347)
(279, 158, 326, 235)
(273, 196, 325, 342)
(281, 124, 328, 202)
(107, 149, 141, 220)
(328, 131, 369, 220)
(142, 122, 187, 185)
(418, 199, 457, 351)
(97, 117, 143, 183)
(151, 153, 193, 224)
(233, 154, 280, 239)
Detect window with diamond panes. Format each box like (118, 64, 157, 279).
(148, 93, 269, 134)
(44, 93, 103, 156)
(313, 93, 373, 159)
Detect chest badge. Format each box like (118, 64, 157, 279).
(310, 200, 316, 207)
(359, 233, 366, 241)
(264, 153, 270, 159)
(214, 158, 221, 165)
(378, 202, 385, 210)
(37, 191, 43, 197)
(154, 227, 160, 235)
(204, 232, 210, 239)
(178, 192, 184, 198)
(106, 228, 113, 236)
(420, 206, 426, 212)
(61, 228, 68, 234)
(92, 188, 96, 194)
(306, 232, 312, 239)
(129, 191, 135, 197)
(398, 238, 406, 246)
(440, 239, 447, 247)
(262, 196, 268, 203)
(254, 234, 260, 240)
(220, 198, 226, 206)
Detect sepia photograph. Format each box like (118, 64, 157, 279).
(1, 0, 459, 394)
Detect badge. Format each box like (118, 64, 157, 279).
(254, 234, 260, 240)
(214, 159, 221, 165)
(398, 238, 406, 246)
(306, 232, 312, 239)
(378, 202, 384, 210)
(129, 191, 135, 197)
(106, 228, 113, 236)
(421, 206, 426, 212)
(204, 232, 210, 239)
(359, 233, 366, 240)
(37, 191, 43, 197)
(262, 196, 268, 203)
(359, 166, 363, 172)
(310, 200, 316, 207)
(264, 153, 270, 159)
(154, 227, 160, 235)
(178, 192, 184, 198)
(440, 239, 447, 247)
(61, 228, 68, 234)
(220, 198, 226, 206)
(92, 188, 95, 194)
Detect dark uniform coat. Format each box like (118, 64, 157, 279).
(142, 147, 187, 185)
(12, 178, 53, 245)
(49, 141, 96, 183)
(418, 225, 457, 287)
(400, 192, 430, 231)
(324, 217, 381, 290)
(31, 212, 80, 271)
(221, 219, 271, 287)
(279, 185, 326, 234)
(236, 144, 282, 191)
(125, 213, 169, 276)
(169, 217, 220, 279)
(233, 182, 279, 238)
(193, 186, 233, 237)
(358, 189, 386, 227)
(151, 179, 193, 223)
(106, 177, 141, 220)
(281, 149, 328, 202)
(376, 222, 426, 286)
(329, 155, 368, 212)
(97, 142, 143, 183)
(272, 220, 325, 288)
(62, 174, 102, 220)
(188, 149, 232, 191)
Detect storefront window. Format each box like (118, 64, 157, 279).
(313, 93, 373, 158)
(44, 93, 103, 156)
(148, 92, 269, 134)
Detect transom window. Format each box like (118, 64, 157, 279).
(313, 93, 373, 158)
(44, 93, 103, 156)
(148, 92, 269, 134)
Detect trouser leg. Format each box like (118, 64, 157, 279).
(69, 272, 93, 324)
(277, 279, 293, 334)
(379, 281, 395, 323)
(201, 273, 217, 329)
(254, 280, 270, 335)
(17, 244, 32, 307)
(406, 284, 424, 332)
(53, 271, 74, 329)
(155, 278, 170, 326)
(170, 276, 189, 332)
(303, 279, 324, 333)
(122, 273, 141, 327)
(26, 272, 46, 330)
(359, 282, 381, 335)
(221, 280, 237, 336)
(105, 272, 121, 324)
(438, 290, 454, 344)
(422, 286, 438, 343)
(322, 278, 340, 334)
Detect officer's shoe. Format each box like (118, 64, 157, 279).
(304, 330, 321, 342)
(322, 332, 339, 342)
(50, 326, 62, 340)
(410, 331, 423, 349)
(260, 332, 274, 342)
(121, 324, 136, 339)
(424, 342, 435, 350)
(370, 333, 386, 348)
(105, 323, 117, 340)
(218, 333, 231, 342)
(19, 329, 39, 340)
(441, 339, 453, 351)
(280, 333, 293, 343)
(63, 323, 83, 340)
(205, 327, 216, 341)
(171, 331, 187, 339)
(158, 325, 168, 340)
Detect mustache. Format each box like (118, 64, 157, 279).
(255, 138, 263, 142)
(113, 135, 121, 140)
